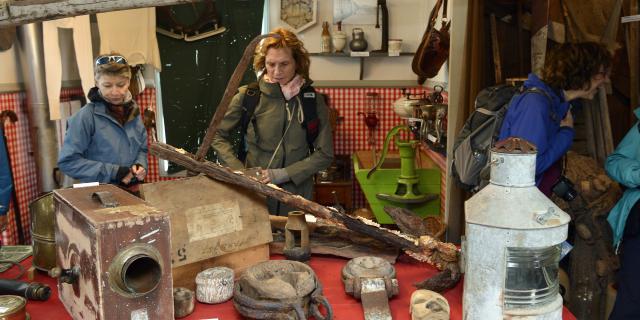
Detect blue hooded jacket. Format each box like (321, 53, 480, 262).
(57, 88, 148, 184)
(0, 127, 12, 216)
(605, 108, 640, 248)
(498, 73, 575, 184)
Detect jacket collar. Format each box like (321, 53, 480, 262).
(524, 73, 570, 118)
(634, 107, 640, 120)
(88, 87, 140, 124)
(257, 76, 313, 99)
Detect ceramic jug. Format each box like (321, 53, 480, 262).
(349, 28, 368, 52)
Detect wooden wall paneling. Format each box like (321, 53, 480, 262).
(624, 0, 639, 126)
(530, 0, 550, 75)
(445, 0, 480, 243)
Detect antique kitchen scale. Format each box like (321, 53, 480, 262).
(393, 86, 448, 151)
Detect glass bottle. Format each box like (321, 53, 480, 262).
(321, 21, 331, 53)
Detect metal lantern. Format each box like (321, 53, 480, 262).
(283, 211, 311, 262)
(462, 138, 570, 319)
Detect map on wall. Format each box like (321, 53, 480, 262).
(280, 0, 318, 32)
(333, 0, 377, 25)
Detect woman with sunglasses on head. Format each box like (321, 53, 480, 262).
(212, 28, 334, 216)
(58, 53, 147, 193)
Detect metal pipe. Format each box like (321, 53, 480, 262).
(16, 23, 59, 192)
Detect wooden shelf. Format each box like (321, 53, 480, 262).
(310, 52, 414, 57)
(310, 52, 415, 80)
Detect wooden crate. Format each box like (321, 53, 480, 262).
(54, 184, 173, 320)
(141, 175, 272, 288)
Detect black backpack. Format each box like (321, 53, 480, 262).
(237, 82, 320, 161)
(451, 84, 551, 192)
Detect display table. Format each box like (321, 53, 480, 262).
(1, 255, 576, 319)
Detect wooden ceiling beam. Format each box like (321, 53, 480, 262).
(0, 0, 198, 27)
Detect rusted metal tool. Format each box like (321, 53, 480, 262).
(342, 256, 399, 320)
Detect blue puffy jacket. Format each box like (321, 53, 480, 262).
(0, 127, 12, 216)
(498, 73, 575, 184)
(58, 88, 148, 184)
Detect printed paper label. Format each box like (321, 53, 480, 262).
(186, 200, 242, 242)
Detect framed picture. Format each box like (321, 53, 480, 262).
(280, 0, 318, 32)
(333, 0, 377, 25)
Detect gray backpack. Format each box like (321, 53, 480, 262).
(451, 84, 550, 192)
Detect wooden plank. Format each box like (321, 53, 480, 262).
(269, 240, 398, 264)
(489, 13, 502, 84)
(530, 0, 550, 75)
(0, 0, 196, 27)
(171, 244, 269, 291)
(582, 101, 597, 160)
(589, 99, 606, 164)
(140, 175, 273, 268)
(598, 86, 614, 156)
(624, 0, 639, 126)
(150, 142, 460, 271)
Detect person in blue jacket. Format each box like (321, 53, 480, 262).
(58, 54, 147, 189)
(0, 123, 12, 230)
(499, 42, 612, 196)
(606, 109, 640, 318)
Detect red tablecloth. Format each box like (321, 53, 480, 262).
(2, 255, 576, 319)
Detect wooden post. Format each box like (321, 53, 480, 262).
(1, 0, 198, 26)
(150, 142, 459, 270)
(489, 13, 502, 84)
(193, 34, 275, 161)
(624, 1, 639, 127)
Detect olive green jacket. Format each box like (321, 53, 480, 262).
(212, 78, 334, 214)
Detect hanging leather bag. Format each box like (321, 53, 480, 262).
(412, 0, 451, 84)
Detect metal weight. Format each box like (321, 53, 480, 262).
(341, 256, 399, 320)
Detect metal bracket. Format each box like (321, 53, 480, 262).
(534, 207, 557, 225)
(360, 278, 395, 320)
(342, 256, 399, 320)
(92, 191, 119, 208)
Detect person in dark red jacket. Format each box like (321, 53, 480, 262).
(498, 42, 612, 197)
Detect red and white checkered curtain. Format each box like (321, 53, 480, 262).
(0, 92, 37, 245)
(136, 88, 174, 183)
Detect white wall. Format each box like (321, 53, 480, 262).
(0, 46, 22, 89)
(0, 27, 81, 90)
(268, 0, 449, 83)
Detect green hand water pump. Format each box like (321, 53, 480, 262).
(367, 125, 438, 204)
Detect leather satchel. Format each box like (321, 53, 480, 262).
(412, 0, 451, 84)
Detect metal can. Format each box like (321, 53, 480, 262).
(0, 295, 28, 320)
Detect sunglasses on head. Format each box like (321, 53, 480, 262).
(95, 55, 127, 66)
